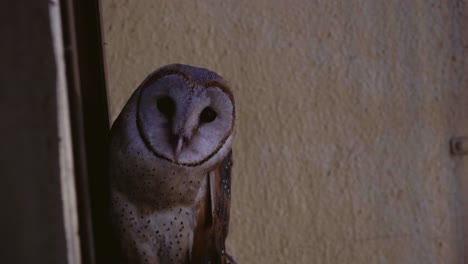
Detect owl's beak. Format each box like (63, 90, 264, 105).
(174, 136, 184, 161)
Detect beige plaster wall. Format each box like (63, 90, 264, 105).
(101, 1, 468, 263)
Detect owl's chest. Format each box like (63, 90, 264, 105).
(112, 148, 208, 210)
(112, 189, 198, 264)
(110, 139, 212, 263)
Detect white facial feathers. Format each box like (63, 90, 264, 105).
(137, 73, 234, 166)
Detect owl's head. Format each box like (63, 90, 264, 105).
(136, 64, 235, 167)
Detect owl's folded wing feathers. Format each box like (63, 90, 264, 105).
(191, 151, 238, 264)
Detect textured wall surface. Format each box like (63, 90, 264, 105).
(102, 1, 468, 263)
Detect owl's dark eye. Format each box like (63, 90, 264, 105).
(157, 96, 175, 118)
(200, 107, 217, 123)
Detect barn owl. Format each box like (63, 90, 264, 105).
(109, 64, 238, 264)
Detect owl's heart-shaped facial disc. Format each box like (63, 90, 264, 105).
(137, 70, 235, 166)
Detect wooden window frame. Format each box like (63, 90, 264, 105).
(1, 0, 111, 263)
(60, 0, 112, 263)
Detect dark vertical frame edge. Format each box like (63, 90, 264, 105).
(60, 0, 111, 263)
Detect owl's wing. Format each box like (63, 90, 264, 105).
(191, 150, 238, 264)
